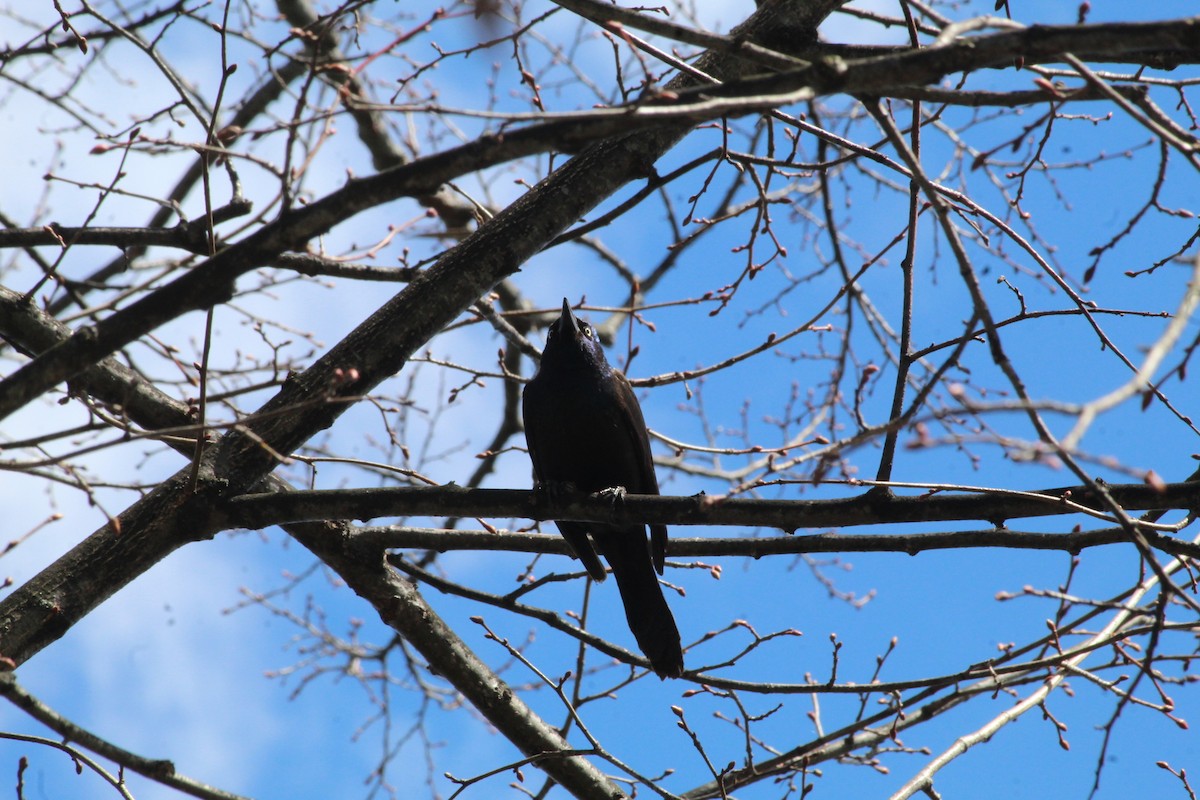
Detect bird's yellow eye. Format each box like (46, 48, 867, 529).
(581, 325, 592, 339)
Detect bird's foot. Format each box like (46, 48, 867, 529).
(598, 485, 628, 504)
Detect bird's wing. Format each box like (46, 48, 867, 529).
(555, 522, 608, 582)
(609, 369, 668, 574)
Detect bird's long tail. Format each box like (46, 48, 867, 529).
(597, 527, 684, 679)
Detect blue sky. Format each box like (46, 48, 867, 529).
(2, 1, 1200, 799)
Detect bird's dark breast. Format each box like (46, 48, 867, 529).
(524, 366, 649, 494)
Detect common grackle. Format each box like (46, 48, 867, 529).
(522, 299, 684, 678)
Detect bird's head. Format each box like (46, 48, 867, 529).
(541, 298, 609, 370)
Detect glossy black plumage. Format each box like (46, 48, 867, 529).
(522, 299, 684, 678)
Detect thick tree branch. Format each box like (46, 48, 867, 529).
(356, 523, 1200, 560)
(219, 482, 1200, 534)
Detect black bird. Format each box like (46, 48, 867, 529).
(522, 299, 684, 679)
